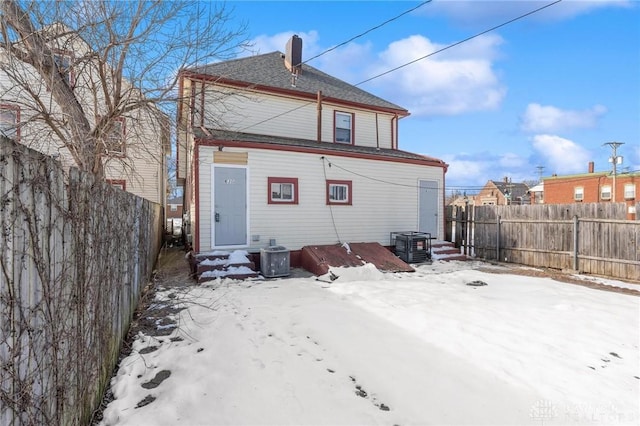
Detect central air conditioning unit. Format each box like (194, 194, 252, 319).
(391, 232, 432, 263)
(260, 245, 291, 278)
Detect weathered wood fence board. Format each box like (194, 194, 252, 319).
(446, 203, 638, 281)
(0, 137, 163, 425)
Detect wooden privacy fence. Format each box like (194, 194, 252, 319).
(447, 203, 639, 281)
(0, 137, 163, 425)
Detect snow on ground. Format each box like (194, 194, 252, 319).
(100, 260, 640, 426)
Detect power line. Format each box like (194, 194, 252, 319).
(303, 1, 433, 65)
(356, 0, 563, 86)
(241, 0, 563, 132)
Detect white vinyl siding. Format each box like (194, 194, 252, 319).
(197, 84, 396, 149)
(197, 145, 444, 252)
(202, 87, 317, 140)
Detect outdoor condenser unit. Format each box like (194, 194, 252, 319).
(392, 232, 432, 263)
(260, 245, 291, 278)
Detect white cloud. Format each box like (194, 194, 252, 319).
(521, 103, 607, 133)
(442, 151, 534, 189)
(364, 34, 506, 116)
(242, 31, 322, 58)
(531, 134, 591, 174)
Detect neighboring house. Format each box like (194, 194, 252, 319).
(0, 24, 170, 205)
(543, 162, 638, 219)
(166, 195, 184, 236)
(177, 35, 448, 260)
(475, 178, 530, 205)
(527, 182, 544, 204)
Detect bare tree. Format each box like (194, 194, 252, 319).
(0, 0, 248, 178)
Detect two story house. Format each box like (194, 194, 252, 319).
(177, 36, 448, 263)
(474, 178, 530, 206)
(0, 24, 170, 205)
(543, 162, 638, 219)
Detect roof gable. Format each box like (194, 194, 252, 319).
(185, 52, 408, 114)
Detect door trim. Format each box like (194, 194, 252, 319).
(211, 164, 250, 249)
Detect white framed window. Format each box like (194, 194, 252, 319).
(170, 205, 178, 212)
(600, 185, 612, 200)
(268, 177, 298, 205)
(574, 186, 584, 201)
(334, 111, 353, 144)
(104, 117, 126, 155)
(53, 50, 74, 86)
(624, 183, 636, 200)
(0, 104, 20, 140)
(326, 180, 352, 205)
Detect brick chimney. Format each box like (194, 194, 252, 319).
(285, 35, 302, 74)
(588, 161, 594, 173)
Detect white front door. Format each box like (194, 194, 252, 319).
(212, 165, 248, 247)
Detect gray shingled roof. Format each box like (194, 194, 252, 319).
(195, 129, 446, 166)
(188, 52, 408, 113)
(491, 181, 530, 200)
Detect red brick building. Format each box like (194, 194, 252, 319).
(543, 162, 638, 219)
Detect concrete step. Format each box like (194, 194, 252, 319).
(431, 241, 470, 262)
(191, 250, 260, 283)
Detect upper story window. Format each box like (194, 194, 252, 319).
(53, 50, 74, 87)
(574, 186, 584, 202)
(268, 177, 298, 205)
(624, 183, 636, 200)
(600, 185, 612, 201)
(170, 205, 178, 212)
(326, 180, 352, 205)
(0, 104, 20, 140)
(334, 111, 353, 144)
(104, 117, 126, 155)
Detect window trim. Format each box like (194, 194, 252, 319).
(334, 111, 354, 145)
(600, 185, 612, 201)
(102, 116, 126, 157)
(326, 179, 352, 205)
(107, 179, 126, 191)
(574, 186, 584, 202)
(0, 103, 20, 140)
(267, 177, 298, 205)
(53, 49, 75, 87)
(624, 183, 636, 200)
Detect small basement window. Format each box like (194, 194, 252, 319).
(268, 177, 298, 205)
(107, 179, 126, 191)
(326, 180, 352, 205)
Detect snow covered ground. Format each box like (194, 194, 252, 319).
(100, 259, 640, 426)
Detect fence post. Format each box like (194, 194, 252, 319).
(573, 215, 579, 271)
(496, 215, 501, 261)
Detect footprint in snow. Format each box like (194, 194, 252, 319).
(141, 370, 171, 389)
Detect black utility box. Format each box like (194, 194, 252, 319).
(391, 232, 432, 263)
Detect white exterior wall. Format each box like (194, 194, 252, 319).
(1, 44, 168, 205)
(199, 84, 395, 148)
(197, 145, 444, 252)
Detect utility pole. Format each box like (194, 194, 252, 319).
(603, 142, 624, 202)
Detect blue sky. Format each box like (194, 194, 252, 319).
(223, 0, 639, 193)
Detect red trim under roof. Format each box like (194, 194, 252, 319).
(179, 70, 410, 118)
(195, 137, 448, 170)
